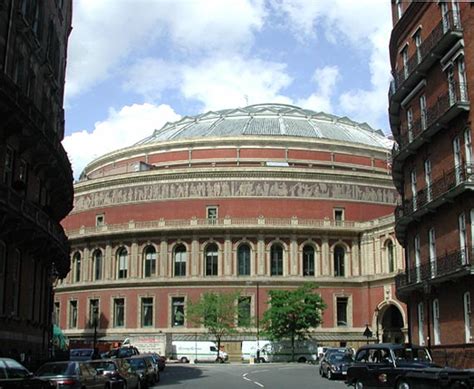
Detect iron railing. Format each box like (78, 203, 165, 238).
(396, 246, 472, 290)
(391, 10, 462, 97)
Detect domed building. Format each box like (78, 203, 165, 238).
(56, 103, 406, 355)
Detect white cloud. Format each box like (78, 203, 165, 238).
(66, 0, 265, 100)
(296, 65, 340, 113)
(62, 103, 181, 179)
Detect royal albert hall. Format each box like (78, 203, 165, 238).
(56, 103, 407, 354)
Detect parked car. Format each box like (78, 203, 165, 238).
(0, 357, 46, 388)
(106, 347, 140, 359)
(89, 358, 141, 389)
(35, 360, 110, 388)
(126, 356, 156, 388)
(320, 352, 354, 380)
(346, 343, 474, 389)
(69, 348, 96, 361)
(140, 355, 160, 384)
(318, 347, 349, 375)
(141, 352, 165, 372)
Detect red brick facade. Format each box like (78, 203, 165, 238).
(390, 1, 474, 368)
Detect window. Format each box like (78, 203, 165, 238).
(424, 159, 432, 202)
(143, 246, 156, 278)
(414, 235, 421, 282)
(334, 246, 345, 277)
(464, 292, 472, 343)
(205, 244, 218, 276)
(465, 129, 473, 171)
(270, 244, 283, 276)
(3, 147, 14, 185)
(407, 108, 413, 142)
(386, 241, 394, 273)
(12, 250, 21, 316)
(452, 0, 461, 28)
(69, 300, 78, 329)
(411, 169, 417, 211)
(337, 297, 348, 326)
(141, 297, 153, 327)
(418, 302, 425, 345)
(238, 297, 251, 327)
(302, 245, 315, 276)
(73, 252, 81, 283)
(54, 302, 60, 326)
(401, 46, 409, 80)
(172, 297, 185, 327)
(0, 243, 5, 315)
(420, 95, 427, 131)
(113, 298, 125, 327)
(334, 209, 344, 225)
(458, 57, 467, 101)
(414, 29, 422, 63)
(174, 245, 187, 277)
(459, 213, 467, 264)
(117, 248, 128, 279)
(429, 228, 437, 278)
(89, 299, 99, 328)
(396, 0, 402, 19)
(96, 214, 104, 226)
(237, 244, 251, 276)
(453, 135, 462, 184)
(433, 299, 440, 345)
(441, 1, 449, 33)
(207, 206, 218, 224)
(93, 250, 102, 281)
(447, 65, 456, 105)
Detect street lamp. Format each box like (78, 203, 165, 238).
(256, 282, 260, 363)
(375, 307, 380, 344)
(363, 324, 373, 344)
(92, 306, 99, 353)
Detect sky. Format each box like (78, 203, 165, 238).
(63, 0, 393, 180)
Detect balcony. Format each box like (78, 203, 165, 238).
(395, 163, 474, 241)
(396, 246, 474, 298)
(391, 82, 470, 190)
(389, 10, 463, 105)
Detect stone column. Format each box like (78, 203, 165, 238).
(289, 235, 298, 276)
(322, 237, 329, 276)
(105, 243, 113, 280)
(191, 238, 200, 276)
(131, 242, 138, 278)
(83, 247, 90, 282)
(160, 240, 168, 277)
(257, 235, 265, 276)
(374, 238, 381, 275)
(351, 239, 360, 276)
(224, 235, 232, 276)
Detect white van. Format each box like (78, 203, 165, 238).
(241, 340, 270, 361)
(259, 340, 318, 363)
(171, 341, 228, 363)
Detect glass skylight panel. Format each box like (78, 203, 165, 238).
(211, 118, 249, 136)
(283, 119, 315, 137)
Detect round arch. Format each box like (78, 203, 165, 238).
(373, 300, 407, 344)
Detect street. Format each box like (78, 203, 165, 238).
(153, 363, 347, 388)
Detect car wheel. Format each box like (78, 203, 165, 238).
(355, 379, 365, 389)
(297, 357, 306, 363)
(180, 356, 189, 363)
(216, 357, 224, 363)
(319, 367, 323, 376)
(327, 370, 332, 380)
(397, 380, 411, 389)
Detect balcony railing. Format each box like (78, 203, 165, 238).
(66, 216, 396, 238)
(396, 82, 469, 151)
(396, 246, 473, 292)
(390, 10, 462, 100)
(396, 163, 474, 220)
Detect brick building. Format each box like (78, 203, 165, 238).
(389, 1, 474, 368)
(57, 103, 407, 357)
(0, 0, 74, 367)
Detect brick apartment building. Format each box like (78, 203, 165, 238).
(56, 103, 407, 358)
(389, 0, 474, 368)
(0, 0, 73, 367)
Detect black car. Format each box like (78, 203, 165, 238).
(106, 347, 140, 359)
(89, 359, 141, 389)
(126, 356, 156, 388)
(0, 357, 46, 389)
(320, 352, 354, 380)
(35, 360, 110, 388)
(346, 343, 474, 389)
(318, 347, 349, 376)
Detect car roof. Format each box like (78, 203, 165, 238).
(357, 343, 424, 350)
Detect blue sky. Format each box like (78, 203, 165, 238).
(63, 0, 392, 180)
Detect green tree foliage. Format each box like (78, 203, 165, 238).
(262, 282, 326, 361)
(187, 291, 250, 361)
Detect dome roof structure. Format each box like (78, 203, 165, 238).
(135, 103, 392, 149)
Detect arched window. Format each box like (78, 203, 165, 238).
(117, 247, 128, 279)
(205, 243, 218, 276)
(334, 246, 345, 277)
(386, 241, 394, 273)
(73, 252, 81, 283)
(93, 250, 102, 281)
(174, 244, 187, 277)
(143, 245, 156, 278)
(237, 244, 251, 276)
(270, 244, 283, 276)
(302, 245, 315, 276)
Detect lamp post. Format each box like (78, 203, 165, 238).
(363, 324, 373, 344)
(49, 264, 59, 360)
(92, 306, 99, 353)
(256, 282, 260, 363)
(375, 306, 380, 344)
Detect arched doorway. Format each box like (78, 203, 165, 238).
(378, 304, 404, 343)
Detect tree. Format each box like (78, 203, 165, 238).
(262, 282, 326, 362)
(187, 291, 250, 362)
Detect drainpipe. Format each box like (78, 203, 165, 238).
(3, 0, 14, 73)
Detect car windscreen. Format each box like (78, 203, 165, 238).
(70, 349, 93, 357)
(128, 359, 146, 369)
(330, 354, 353, 363)
(36, 362, 76, 377)
(392, 348, 431, 362)
(4, 359, 30, 379)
